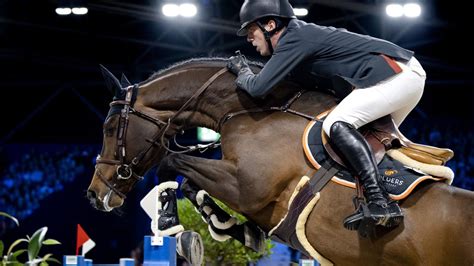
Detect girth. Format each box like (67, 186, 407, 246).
(271, 161, 339, 256)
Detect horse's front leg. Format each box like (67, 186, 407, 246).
(154, 153, 239, 235)
(158, 153, 266, 252)
(160, 153, 240, 205)
(152, 155, 212, 265)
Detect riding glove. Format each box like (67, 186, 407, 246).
(227, 51, 250, 75)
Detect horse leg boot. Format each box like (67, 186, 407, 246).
(156, 181, 184, 235)
(181, 178, 266, 253)
(154, 160, 185, 235)
(181, 178, 237, 230)
(156, 161, 203, 265)
(329, 121, 403, 232)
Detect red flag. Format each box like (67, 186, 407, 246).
(76, 224, 95, 256)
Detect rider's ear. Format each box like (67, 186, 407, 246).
(100, 64, 122, 97)
(266, 20, 277, 31)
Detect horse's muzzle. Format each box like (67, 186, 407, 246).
(87, 182, 124, 212)
(86, 189, 105, 211)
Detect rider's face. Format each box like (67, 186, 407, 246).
(246, 23, 271, 56)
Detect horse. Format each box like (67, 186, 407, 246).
(87, 58, 474, 265)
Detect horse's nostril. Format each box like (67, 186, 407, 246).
(87, 190, 97, 200)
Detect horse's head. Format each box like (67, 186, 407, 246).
(86, 59, 253, 211)
(87, 66, 170, 211)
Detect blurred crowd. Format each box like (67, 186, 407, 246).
(401, 118, 474, 190)
(0, 146, 97, 223)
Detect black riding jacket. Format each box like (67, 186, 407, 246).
(236, 19, 414, 98)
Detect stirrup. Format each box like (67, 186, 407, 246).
(343, 201, 404, 237)
(357, 201, 403, 237)
(343, 200, 368, 231)
(376, 201, 404, 228)
(343, 195, 365, 230)
(343, 202, 378, 238)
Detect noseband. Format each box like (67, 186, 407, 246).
(95, 68, 228, 199)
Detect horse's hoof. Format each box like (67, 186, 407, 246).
(176, 230, 204, 266)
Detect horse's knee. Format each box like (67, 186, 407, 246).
(157, 154, 180, 181)
(157, 156, 170, 170)
(159, 153, 182, 168)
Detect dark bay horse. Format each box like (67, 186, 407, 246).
(87, 58, 474, 265)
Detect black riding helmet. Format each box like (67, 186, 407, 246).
(237, 0, 295, 54)
(237, 0, 296, 37)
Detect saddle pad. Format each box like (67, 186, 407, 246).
(302, 120, 445, 200)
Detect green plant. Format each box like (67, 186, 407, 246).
(178, 199, 273, 265)
(0, 212, 61, 266)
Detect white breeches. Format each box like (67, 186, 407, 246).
(323, 57, 426, 137)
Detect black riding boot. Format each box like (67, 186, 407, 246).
(329, 121, 403, 232)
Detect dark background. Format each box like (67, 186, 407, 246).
(0, 0, 473, 263)
(1, 0, 473, 144)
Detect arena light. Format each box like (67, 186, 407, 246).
(162, 3, 197, 18)
(179, 3, 197, 17)
(293, 8, 308, 17)
(162, 3, 180, 17)
(403, 3, 421, 18)
(56, 7, 72, 15)
(72, 7, 88, 15)
(385, 4, 404, 17)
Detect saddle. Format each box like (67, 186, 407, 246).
(302, 112, 455, 196)
(320, 114, 454, 167)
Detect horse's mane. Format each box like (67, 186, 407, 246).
(141, 57, 264, 85)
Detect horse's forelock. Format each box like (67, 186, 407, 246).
(140, 57, 264, 85)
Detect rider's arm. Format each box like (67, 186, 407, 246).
(236, 36, 309, 98)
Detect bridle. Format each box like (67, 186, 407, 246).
(95, 67, 228, 200)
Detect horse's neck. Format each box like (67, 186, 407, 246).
(138, 66, 249, 131)
(137, 64, 338, 131)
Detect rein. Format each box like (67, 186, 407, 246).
(159, 67, 227, 154)
(95, 67, 227, 199)
(218, 90, 323, 131)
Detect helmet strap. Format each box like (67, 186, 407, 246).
(256, 21, 275, 55)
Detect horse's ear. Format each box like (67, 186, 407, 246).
(120, 73, 132, 88)
(100, 64, 122, 96)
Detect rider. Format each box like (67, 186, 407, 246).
(227, 0, 426, 231)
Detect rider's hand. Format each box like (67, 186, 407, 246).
(227, 51, 250, 75)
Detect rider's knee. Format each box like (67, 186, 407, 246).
(323, 118, 355, 138)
